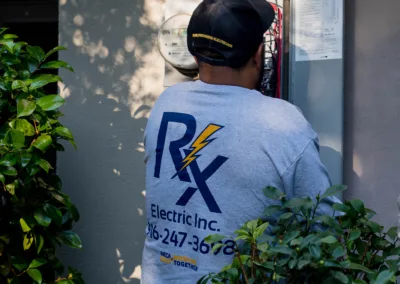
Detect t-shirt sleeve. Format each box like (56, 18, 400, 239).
(281, 138, 341, 216)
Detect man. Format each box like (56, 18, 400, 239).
(141, 0, 339, 282)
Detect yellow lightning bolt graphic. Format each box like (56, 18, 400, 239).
(179, 124, 222, 172)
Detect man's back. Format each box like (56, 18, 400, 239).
(141, 80, 334, 283)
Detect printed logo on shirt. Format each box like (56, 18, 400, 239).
(154, 112, 228, 214)
(160, 251, 198, 271)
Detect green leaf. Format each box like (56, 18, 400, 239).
(264, 205, 282, 216)
(246, 220, 259, 232)
(332, 203, 351, 213)
(321, 185, 347, 200)
(284, 197, 313, 209)
(28, 58, 39, 73)
(290, 237, 303, 246)
(257, 241, 269, 252)
(36, 235, 44, 254)
(332, 271, 349, 283)
(387, 246, 400, 256)
(226, 268, 239, 281)
(371, 270, 394, 284)
(11, 256, 29, 271)
(349, 229, 361, 241)
(300, 234, 318, 249)
(59, 231, 82, 249)
(5, 181, 16, 195)
(211, 243, 225, 253)
(33, 135, 52, 151)
(297, 259, 311, 269)
(0, 28, 8, 36)
(69, 204, 80, 222)
(29, 74, 62, 91)
(0, 39, 15, 53)
(0, 153, 17, 167)
(324, 260, 341, 268)
(50, 191, 71, 206)
(27, 45, 45, 62)
(36, 95, 65, 111)
(204, 234, 226, 244)
(3, 34, 18, 39)
(2, 166, 17, 176)
(340, 262, 373, 274)
(0, 173, 4, 183)
(17, 99, 36, 117)
(362, 220, 383, 233)
(27, 268, 42, 284)
(14, 41, 27, 54)
(12, 80, 27, 90)
(21, 152, 32, 167)
(349, 199, 364, 213)
(288, 259, 298, 269)
(23, 234, 34, 250)
(37, 159, 52, 173)
(20, 218, 32, 232)
(332, 245, 346, 259)
(283, 231, 300, 244)
(278, 212, 294, 223)
(54, 126, 73, 140)
(44, 46, 67, 61)
(9, 119, 35, 136)
(5, 130, 25, 148)
(309, 244, 321, 259)
(29, 258, 47, 269)
(263, 186, 284, 200)
(43, 203, 62, 226)
(34, 209, 52, 227)
(41, 60, 74, 72)
(314, 215, 343, 233)
(269, 245, 293, 255)
(321, 236, 338, 244)
(365, 208, 377, 219)
(386, 226, 398, 241)
(254, 222, 269, 239)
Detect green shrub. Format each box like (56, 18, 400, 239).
(0, 29, 84, 283)
(200, 186, 400, 284)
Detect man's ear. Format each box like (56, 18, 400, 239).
(254, 43, 264, 70)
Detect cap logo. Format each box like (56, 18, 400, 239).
(192, 33, 233, 48)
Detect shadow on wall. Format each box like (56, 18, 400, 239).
(57, 0, 166, 283)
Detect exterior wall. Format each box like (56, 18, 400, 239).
(344, 0, 400, 228)
(58, 0, 165, 282)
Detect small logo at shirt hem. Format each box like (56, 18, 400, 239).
(160, 251, 198, 271)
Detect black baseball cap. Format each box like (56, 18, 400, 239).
(187, 0, 275, 68)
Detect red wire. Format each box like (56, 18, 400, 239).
(267, 3, 283, 99)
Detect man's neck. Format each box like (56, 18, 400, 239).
(199, 67, 255, 90)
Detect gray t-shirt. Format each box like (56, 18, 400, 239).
(141, 80, 339, 283)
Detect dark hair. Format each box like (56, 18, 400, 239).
(196, 48, 252, 70)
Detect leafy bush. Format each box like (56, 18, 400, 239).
(0, 29, 84, 283)
(199, 186, 400, 284)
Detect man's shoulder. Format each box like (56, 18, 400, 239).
(248, 95, 311, 131)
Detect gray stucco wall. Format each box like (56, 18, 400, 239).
(58, 0, 165, 282)
(344, 0, 400, 228)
